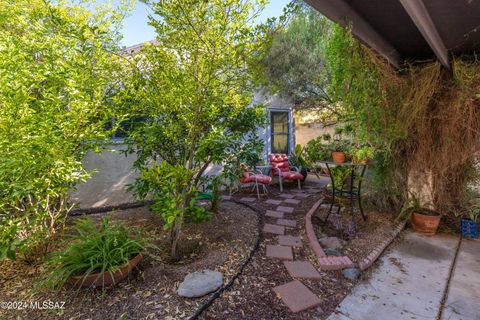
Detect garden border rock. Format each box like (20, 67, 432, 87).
(188, 198, 264, 320)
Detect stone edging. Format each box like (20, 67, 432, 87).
(305, 199, 406, 271)
(358, 220, 407, 270)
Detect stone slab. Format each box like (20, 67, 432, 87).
(266, 245, 293, 260)
(240, 197, 256, 202)
(265, 199, 282, 205)
(266, 210, 284, 219)
(276, 206, 294, 213)
(294, 193, 310, 199)
(263, 223, 285, 235)
(284, 198, 301, 205)
(273, 280, 321, 312)
(276, 219, 297, 227)
(328, 231, 458, 320)
(441, 239, 480, 320)
(278, 235, 303, 247)
(284, 261, 322, 279)
(279, 194, 295, 199)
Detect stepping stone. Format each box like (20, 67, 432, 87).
(263, 223, 285, 235)
(290, 189, 306, 193)
(284, 198, 300, 205)
(278, 235, 302, 247)
(276, 206, 294, 213)
(266, 210, 284, 218)
(276, 219, 297, 227)
(273, 280, 321, 312)
(240, 197, 256, 202)
(294, 193, 310, 199)
(266, 245, 293, 260)
(279, 194, 295, 199)
(220, 195, 231, 200)
(265, 199, 282, 205)
(284, 261, 322, 279)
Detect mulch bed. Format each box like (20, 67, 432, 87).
(312, 204, 398, 263)
(201, 180, 356, 320)
(0, 202, 258, 320)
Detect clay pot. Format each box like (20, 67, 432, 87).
(68, 254, 142, 288)
(411, 211, 441, 235)
(332, 152, 346, 163)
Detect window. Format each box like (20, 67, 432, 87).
(270, 111, 289, 154)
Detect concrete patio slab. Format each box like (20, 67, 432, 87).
(263, 223, 285, 235)
(265, 199, 282, 205)
(441, 239, 480, 320)
(328, 231, 458, 320)
(284, 198, 301, 205)
(273, 280, 321, 312)
(284, 261, 322, 279)
(266, 245, 293, 260)
(278, 235, 303, 247)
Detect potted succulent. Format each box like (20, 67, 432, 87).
(40, 217, 155, 290)
(399, 194, 441, 235)
(460, 204, 479, 239)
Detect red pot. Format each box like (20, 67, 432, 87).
(68, 254, 142, 288)
(411, 212, 441, 235)
(332, 151, 346, 163)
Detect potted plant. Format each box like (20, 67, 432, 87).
(399, 194, 441, 235)
(460, 204, 479, 239)
(330, 140, 350, 163)
(352, 146, 375, 164)
(290, 144, 309, 181)
(40, 217, 155, 290)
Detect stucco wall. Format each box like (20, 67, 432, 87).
(294, 122, 336, 146)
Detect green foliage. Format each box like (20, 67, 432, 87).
(40, 217, 153, 290)
(0, 0, 130, 260)
(262, 2, 337, 122)
(290, 144, 309, 170)
(123, 0, 269, 257)
(351, 146, 375, 163)
(328, 166, 351, 190)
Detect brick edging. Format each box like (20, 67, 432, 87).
(358, 220, 407, 270)
(305, 199, 406, 271)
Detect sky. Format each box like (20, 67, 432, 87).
(116, 0, 291, 47)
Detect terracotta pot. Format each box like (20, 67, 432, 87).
(332, 151, 346, 163)
(68, 253, 142, 288)
(411, 211, 441, 235)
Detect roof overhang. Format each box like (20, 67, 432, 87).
(305, 0, 480, 70)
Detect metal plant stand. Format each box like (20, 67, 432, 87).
(317, 161, 368, 233)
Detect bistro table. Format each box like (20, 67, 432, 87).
(315, 160, 369, 233)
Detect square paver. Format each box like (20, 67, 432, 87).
(266, 210, 284, 218)
(283, 261, 322, 279)
(263, 223, 285, 235)
(279, 194, 295, 199)
(276, 219, 297, 227)
(294, 193, 310, 199)
(240, 197, 256, 202)
(265, 199, 282, 205)
(220, 195, 232, 200)
(266, 245, 293, 260)
(276, 206, 294, 213)
(278, 235, 303, 247)
(284, 198, 300, 205)
(273, 280, 321, 312)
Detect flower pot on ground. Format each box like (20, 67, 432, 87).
(40, 217, 155, 290)
(68, 253, 143, 288)
(410, 209, 441, 235)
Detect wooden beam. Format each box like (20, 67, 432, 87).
(399, 0, 451, 70)
(305, 0, 402, 68)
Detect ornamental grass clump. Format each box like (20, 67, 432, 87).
(40, 217, 154, 290)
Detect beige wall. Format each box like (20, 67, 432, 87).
(294, 122, 336, 146)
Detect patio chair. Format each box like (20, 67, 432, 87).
(269, 153, 303, 192)
(239, 163, 272, 199)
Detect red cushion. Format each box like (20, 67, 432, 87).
(240, 173, 272, 185)
(282, 171, 303, 180)
(269, 153, 291, 175)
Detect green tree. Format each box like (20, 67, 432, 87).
(124, 0, 269, 258)
(262, 2, 337, 122)
(0, 0, 131, 260)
